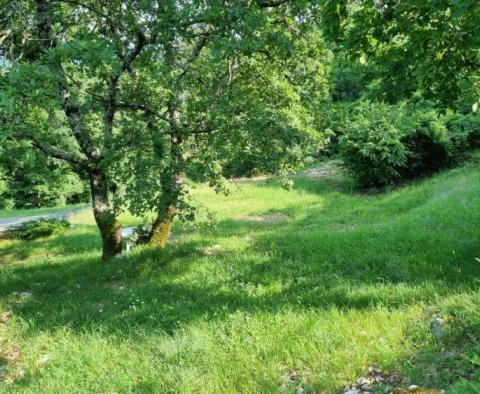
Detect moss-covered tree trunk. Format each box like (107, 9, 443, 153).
(149, 205, 176, 247)
(89, 169, 122, 260)
(147, 166, 182, 247)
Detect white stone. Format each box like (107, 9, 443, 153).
(357, 377, 370, 385)
(431, 316, 444, 338)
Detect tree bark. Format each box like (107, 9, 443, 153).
(149, 204, 176, 247)
(89, 169, 122, 260)
(148, 166, 182, 247)
(145, 104, 183, 247)
(146, 143, 184, 247)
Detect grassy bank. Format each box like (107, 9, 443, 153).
(0, 163, 479, 393)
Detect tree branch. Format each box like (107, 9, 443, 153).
(257, 0, 290, 8)
(116, 100, 170, 123)
(103, 30, 156, 151)
(35, 0, 100, 161)
(179, 60, 239, 136)
(214, 59, 239, 97)
(53, 0, 118, 29)
(174, 33, 210, 85)
(31, 139, 87, 167)
(121, 30, 150, 74)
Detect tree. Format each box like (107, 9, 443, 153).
(1, 0, 327, 258)
(117, 16, 329, 246)
(322, 0, 480, 109)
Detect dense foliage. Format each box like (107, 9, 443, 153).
(339, 101, 480, 187)
(323, 0, 480, 109)
(0, 141, 87, 209)
(317, 0, 480, 187)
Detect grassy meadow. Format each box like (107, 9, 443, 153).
(0, 163, 479, 393)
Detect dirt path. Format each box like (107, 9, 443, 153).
(0, 208, 87, 233)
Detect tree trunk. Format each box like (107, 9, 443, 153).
(89, 169, 122, 260)
(147, 166, 182, 247)
(149, 204, 176, 247)
(146, 113, 183, 247)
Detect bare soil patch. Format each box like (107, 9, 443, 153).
(301, 162, 343, 179)
(241, 213, 290, 224)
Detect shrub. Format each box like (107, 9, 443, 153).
(400, 108, 451, 178)
(5, 219, 70, 240)
(445, 112, 480, 158)
(339, 101, 457, 188)
(339, 102, 408, 187)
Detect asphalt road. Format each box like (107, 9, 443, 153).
(0, 208, 86, 233)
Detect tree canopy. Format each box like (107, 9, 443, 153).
(323, 0, 480, 109)
(0, 0, 328, 259)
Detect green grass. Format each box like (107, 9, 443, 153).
(0, 204, 88, 220)
(0, 163, 479, 393)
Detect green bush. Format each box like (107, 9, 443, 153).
(445, 112, 480, 158)
(315, 102, 352, 156)
(339, 102, 408, 187)
(401, 108, 451, 178)
(5, 219, 70, 240)
(339, 101, 467, 188)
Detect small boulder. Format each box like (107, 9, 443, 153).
(430, 317, 445, 338)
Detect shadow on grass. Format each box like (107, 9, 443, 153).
(0, 209, 479, 339)
(0, 163, 479, 338)
(0, 227, 100, 264)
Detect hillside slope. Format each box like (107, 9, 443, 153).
(0, 163, 479, 393)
